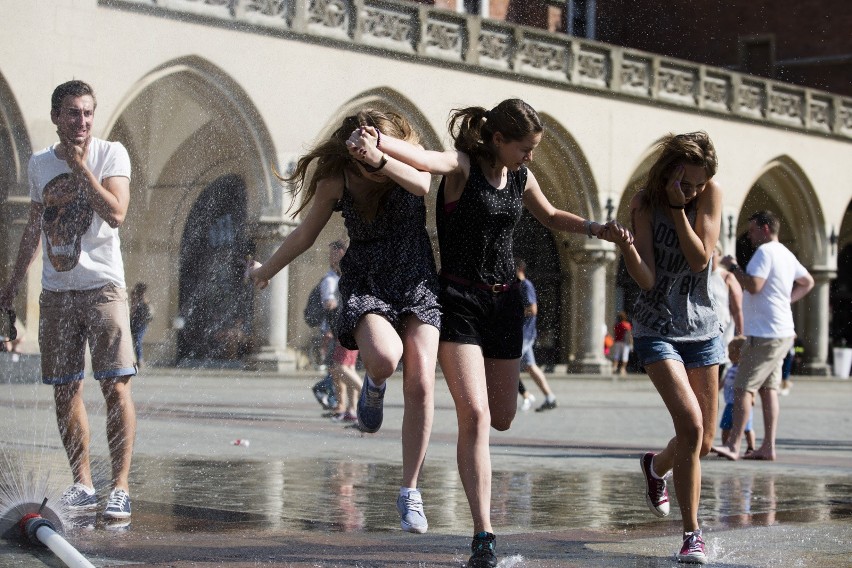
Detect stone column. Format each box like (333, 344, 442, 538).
(799, 267, 834, 376)
(246, 221, 298, 372)
(567, 244, 616, 374)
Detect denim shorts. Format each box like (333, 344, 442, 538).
(633, 335, 725, 369)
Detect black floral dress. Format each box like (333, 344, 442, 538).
(334, 179, 441, 350)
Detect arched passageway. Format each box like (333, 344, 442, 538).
(176, 175, 252, 364)
(104, 56, 279, 366)
(0, 72, 32, 328)
(734, 156, 830, 374)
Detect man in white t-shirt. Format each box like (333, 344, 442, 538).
(713, 210, 813, 461)
(0, 80, 136, 521)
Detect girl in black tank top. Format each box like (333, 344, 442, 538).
(378, 98, 625, 568)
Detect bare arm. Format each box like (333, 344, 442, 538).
(0, 202, 43, 308)
(521, 171, 606, 236)
(377, 133, 464, 176)
(247, 177, 340, 289)
(668, 173, 722, 272)
(617, 192, 656, 291)
(346, 127, 432, 196)
(721, 255, 765, 295)
(725, 270, 744, 335)
(62, 138, 130, 228)
(791, 272, 815, 304)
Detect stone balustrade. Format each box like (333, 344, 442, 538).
(105, 0, 852, 139)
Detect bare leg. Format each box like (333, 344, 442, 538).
(645, 361, 718, 534)
(398, 318, 439, 489)
(712, 387, 753, 460)
(524, 363, 554, 398)
(353, 314, 404, 385)
(744, 386, 778, 460)
(745, 430, 757, 452)
(353, 313, 439, 488)
(439, 342, 492, 534)
(336, 364, 362, 414)
(331, 364, 361, 413)
(54, 382, 93, 488)
(100, 376, 136, 492)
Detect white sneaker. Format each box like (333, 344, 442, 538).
(521, 395, 535, 411)
(397, 490, 428, 533)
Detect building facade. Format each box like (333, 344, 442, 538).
(2, 0, 850, 374)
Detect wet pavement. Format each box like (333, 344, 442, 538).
(1, 368, 851, 567)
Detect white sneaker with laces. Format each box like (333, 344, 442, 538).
(397, 490, 428, 534)
(521, 394, 535, 411)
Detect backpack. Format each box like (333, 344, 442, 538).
(303, 282, 325, 328)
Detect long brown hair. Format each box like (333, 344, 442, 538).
(282, 109, 419, 216)
(641, 131, 717, 211)
(449, 98, 542, 167)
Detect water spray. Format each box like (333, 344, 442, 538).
(3, 497, 96, 568)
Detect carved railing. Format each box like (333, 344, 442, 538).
(104, 0, 852, 139)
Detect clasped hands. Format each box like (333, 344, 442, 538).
(596, 220, 634, 249)
(345, 126, 385, 170)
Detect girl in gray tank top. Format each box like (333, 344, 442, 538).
(631, 207, 721, 341)
(604, 131, 724, 565)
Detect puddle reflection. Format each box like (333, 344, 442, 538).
(114, 455, 852, 535)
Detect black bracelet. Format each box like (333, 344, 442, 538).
(375, 154, 387, 171)
(376, 128, 382, 149)
(669, 203, 685, 209)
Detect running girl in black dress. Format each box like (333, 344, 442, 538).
(248, 109, 441, 535)
(376, 99, 627, 567)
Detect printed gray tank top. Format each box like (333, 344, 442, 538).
(631, 208, 721, 341)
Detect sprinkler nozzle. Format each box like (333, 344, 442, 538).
(18, 513, 55, 546)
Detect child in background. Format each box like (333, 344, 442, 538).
(719, 336, 756, 453)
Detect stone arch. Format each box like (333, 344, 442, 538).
(0, 71, 33, 327)
(736, 156, 830, 374)
(831, 199, 852, 347)
(735, 156, 826, 267)
(611, 139, 658, 340)
(517, 114, 606, 370)
(104, 56, 279, 364)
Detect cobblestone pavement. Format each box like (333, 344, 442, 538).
(1, 368, 850, 567)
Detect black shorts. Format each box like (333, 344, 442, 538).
(439, 281, 524, 359)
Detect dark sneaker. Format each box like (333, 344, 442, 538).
(312, 375, 336, 409)
(468, 531, 497, 568)
(641, 452, 670, 517)
(677, 530, 707, 564)
(397, 490, 428, 534)
(103, 489, 131, 519)
(60, 483, 98, 511)
(356, 377, 385, 433)
(535, 399, 558, 412)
